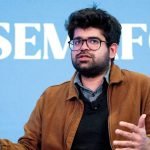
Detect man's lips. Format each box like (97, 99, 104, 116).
(77, 54, 91, 58)
(76, 54, 92, 62)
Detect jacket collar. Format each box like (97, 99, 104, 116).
(66, 64, 124, 101)
(66, 72, 79, 101)
(109, 63, 124, 84)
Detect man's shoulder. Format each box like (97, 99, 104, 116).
(118, 68, 150, 88)
(37, 80, 73, 104)
(112, 64, 150, 84)
(46, 80, 72, 93)
(121, 68, 150, 80)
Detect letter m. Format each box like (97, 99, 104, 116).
(43, 23, 69, 59)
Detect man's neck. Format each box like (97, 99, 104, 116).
(81, 74, 104, 92)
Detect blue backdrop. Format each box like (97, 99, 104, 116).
(0, 0, 150, 142)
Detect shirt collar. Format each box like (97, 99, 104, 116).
(74, 67, 110, 89)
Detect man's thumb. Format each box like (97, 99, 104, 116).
(138, 114, 146, 128)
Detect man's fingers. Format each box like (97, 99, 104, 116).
(119, 121, 139, 133)
(118, 114, 146, 133)
(114, 115, 148, 149)
(115, 129, 137, 140)
(115, 148, 134, 150)
(113, 140, 137, 147)
(138, 114, 146, 128)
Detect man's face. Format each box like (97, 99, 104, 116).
(71, 27, 113, 78)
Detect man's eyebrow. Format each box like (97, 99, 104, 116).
(88, 36, 100, 39)
(73, 36, 99, 40)
(73, 36, 82, 40)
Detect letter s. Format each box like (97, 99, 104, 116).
(0, 23, 11, 59)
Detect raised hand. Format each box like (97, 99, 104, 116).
(113, 114, 150, 150)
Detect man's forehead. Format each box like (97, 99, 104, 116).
(74, 27, 105, 39)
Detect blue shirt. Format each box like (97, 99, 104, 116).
(74, 70, 110, 102)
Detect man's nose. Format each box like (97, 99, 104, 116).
(80, 40, 89, 50)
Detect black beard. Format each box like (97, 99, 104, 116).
(72, 55, 110, 78)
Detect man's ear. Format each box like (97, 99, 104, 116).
(109, 43, 118, 59)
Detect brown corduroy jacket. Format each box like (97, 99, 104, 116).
(1, 64, 150, 150)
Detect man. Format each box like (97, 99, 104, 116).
(0, 6, 150, 150)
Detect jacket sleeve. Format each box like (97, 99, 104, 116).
(0, 93, 45, 150)
(0, 140, 26, 150)
(143, 76, 150, 136)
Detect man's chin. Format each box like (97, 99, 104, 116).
(76, 66, 108, 78)
(77, 63, 91, 69)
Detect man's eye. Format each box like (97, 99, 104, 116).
(89, 39, 99, 44)
(73, 40, 81, 45)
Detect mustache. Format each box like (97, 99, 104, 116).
(76, 51, 94, 58)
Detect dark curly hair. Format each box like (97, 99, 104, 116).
(65, 6, 122, 47)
